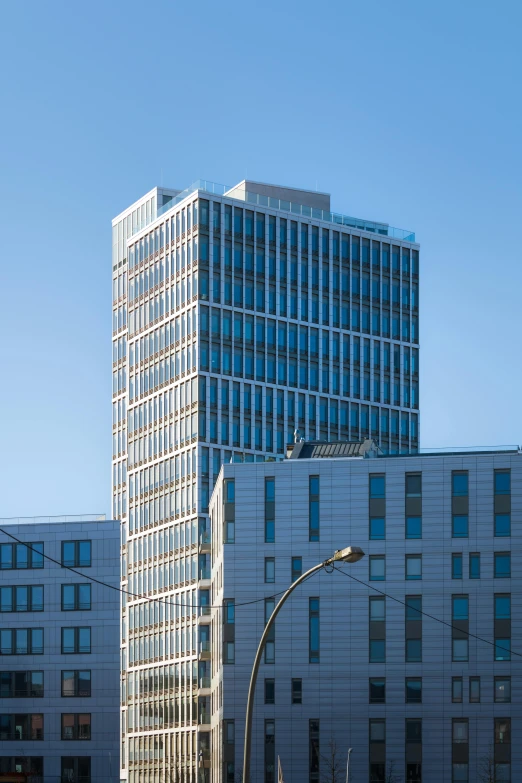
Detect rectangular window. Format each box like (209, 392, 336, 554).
(292, 678, 302, 704)
(452, 595, 469, 621)
(0, 628, 43, 655)
(309, 719, 320, 783)
(452, 639, 468, 662)
(265, 479, 275, 543)
(494, 677, 511, 703)
(61, 541, 92, 568)
(406, 474, 422, 497)
(370, 517, 385, 540)
(264, 678, 275, 705)
(453, 719, 468, 744)
(61, 584, 91, 611)
(0, 542, 44, 570)
(495, 639, 511, 661)
(309, 598, 320, 663)
(61, 671, 91, 697)
(309, 476, 320, 542)
(369, 474, 385, 498)
(291, 557, 302, 581)
(369, 555, 385, 581)
(405, 678, 422, 704)
(406, 555, 422, 580)
(494, 553, 511, 578)
(452, 515, 469, 538)
(469, 553, 480, 579)
(0, 713, 44, 740)
(493, 505, 509, 534)
(0, 671, 44, 698)
(494, 470, 511, 495)
(406, 516, 422, 539)
(405, 596, 422, 663)
(469, 677, 480, 703)
(452, 472, 468, 497)
(369, 678, 386, 704)
(452, 677, 463, 703)
(369, 597, 385, 663)
(61, 713, 91, 740)
(0, 585, 44, 613)
(264, 599, 275, 664)
(61, 628, 91, 654)
(264, 558, 275, 584)
(452, 553, 463, 579)
(61, 758, 91, 783)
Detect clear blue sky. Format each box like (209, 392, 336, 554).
(1, 0, 520, 518)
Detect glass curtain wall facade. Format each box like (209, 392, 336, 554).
(112, 181, 420, 782)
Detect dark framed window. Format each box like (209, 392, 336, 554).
(309, 476, 320, 542)
(264, 558, 275, 584)
(452, 516, 468, 538)
(369, 475, 385, 499)
(0, 585, 44, 613)
(61, 757, 91, 783)
(494, 553, 511, 578)
(405, 678, 422, 703)
(452, 472, 468, 497)
(61, 628, 91, 654)
(405, 474, 422, 497)
(291, 557, 302, 581)
(309, 598, 320, 663)
(61, 541, 91, 568)
(494, 677, 511, 703)
(495, 515, 511, 537)
(469, 677, 480, 703)
(469, 553, 480, 579)
(494, 470, 510, 495)
(369, 678, 385, 704)
(406, 516, 422, 539)
(0, 542, 44, 570)
(291, 678, 302, 704)
(369, 518, 385, 540)
(61, 584, 91, 611)
(0, 670, 43, 698)
(61, 713, 91, 740)
(369, 555, 385, 581)
(265, 479, 275, 543)
(0, 628, 43, 655)
(452, 553, 463, 579)
(0, 713, 43, 740)
(452, 677, 463, 703)
(405, 555, 422, 580)
(61, 671, 91, 697)
(264, 679, 275, 704)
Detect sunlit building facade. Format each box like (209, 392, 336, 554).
(112, 179, 420, 781)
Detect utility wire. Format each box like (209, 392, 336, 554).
(333, 565, 519, 658)
(0, 527, 314, 611)
(1, 527, 516, 658)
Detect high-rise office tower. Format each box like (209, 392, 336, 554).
(112, 179, 420, 781)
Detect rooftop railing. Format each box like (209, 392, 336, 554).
(157, 179, 416, 242)
(0, 514, 107, 526)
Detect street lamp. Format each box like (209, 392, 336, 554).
(242, 546, 365, 783)
(346, 747, 353, 783)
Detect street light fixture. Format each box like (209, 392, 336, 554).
(242, 546, 365, 783)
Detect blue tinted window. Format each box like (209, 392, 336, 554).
(452, 554, 463, 579)
(495, 639, 511, 661)
(495, 471, 510, 495)
(469, 554, 480, 579)
(452, 596, 469, 620)
(369, 556, 385, 581)
(495, 595, 511, 619)
(369, 475, 385, 499)
(452, 516, 468, 538)
(495, 515, 511, 537)
(369, 640, 385, 663)
(494, 554, 511, 578)
(406, 517, 422, 539)
(370, 518, 385, 541)
(406, 639, 422, 662)
(452, 473, 468, 496)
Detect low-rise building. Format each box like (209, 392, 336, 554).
(0, 514, 119, 783)
(208, 441, 521, 783)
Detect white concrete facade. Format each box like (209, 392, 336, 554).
(113, 179, 420, 782)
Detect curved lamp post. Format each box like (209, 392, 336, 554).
(242, 546, 365, 783)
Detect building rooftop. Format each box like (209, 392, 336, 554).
(153, 178, 416, 242)
(0, 514, 107, 526)
(286, 440, 521, 461)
